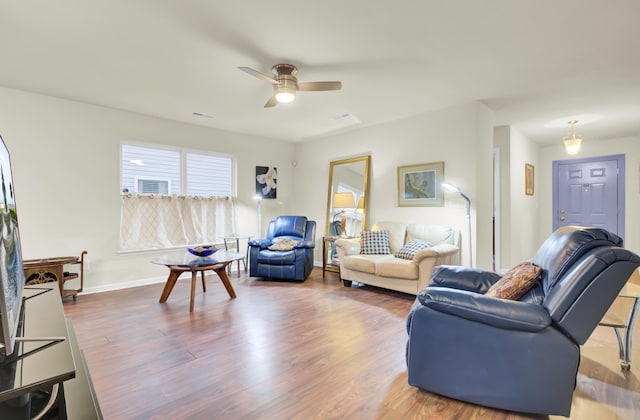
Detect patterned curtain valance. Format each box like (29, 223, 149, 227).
(120, 193, 237, 251)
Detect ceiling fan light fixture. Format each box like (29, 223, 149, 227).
(275, 90, 296, 103)
(274, 77, 296, 103)
(239, 63, 342, 107)
(562, 120, 583, 155)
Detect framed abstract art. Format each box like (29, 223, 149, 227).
(256, 166, 277, 199)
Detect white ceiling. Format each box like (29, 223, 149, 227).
(1, 1, 639, 145)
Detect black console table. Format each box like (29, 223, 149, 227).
(0, 285, 102, 419)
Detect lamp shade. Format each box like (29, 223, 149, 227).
(275, 78, 296, 103)
(333, 192, 356, 209)
(562, 120, 582, 155)
(563, 137, 582, 155)
(356, 196, 365, 212)
(442, 183, 461, 194)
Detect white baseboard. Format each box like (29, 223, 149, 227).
(79, 262, 327, 296)
(79, 265, 255, 295)
(80, 276, 167, 295)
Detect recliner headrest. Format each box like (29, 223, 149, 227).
(532, 226, 623, 293)
(273, 216, 308, 238)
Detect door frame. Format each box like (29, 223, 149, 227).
(493, 147, 501, 272)
(552, 154, 625, 237)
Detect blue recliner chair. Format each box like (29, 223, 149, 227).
(248, 216, 316, 281)
(406, 226, 640, 416)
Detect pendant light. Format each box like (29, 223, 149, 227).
(563, 120, 583, 155)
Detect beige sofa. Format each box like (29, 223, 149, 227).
(335, 221, 460, 295)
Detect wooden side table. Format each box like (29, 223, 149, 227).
(322, 236, 341, 278)
(23, 251, 87, 300)
(599, 282, 640, 370)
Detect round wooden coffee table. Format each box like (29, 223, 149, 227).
(151, 251, 244, 312)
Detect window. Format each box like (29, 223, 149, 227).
(120, 143, 236, 251)
(135, 177, 170, 194)
(121, 143, 232, 196)
(186, 152, 232, 196)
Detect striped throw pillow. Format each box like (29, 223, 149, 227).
(395, 238, 433, 260)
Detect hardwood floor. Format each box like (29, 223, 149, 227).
(63, 268, 640, 419)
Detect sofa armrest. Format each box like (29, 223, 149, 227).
(418, 287, 551, 332)
(248, 239, 271, 249)
(429, 265, 500, 293)
(412, 244, 458, 262)
(335, 237, 361, 256)
(294, 240, 315, 249)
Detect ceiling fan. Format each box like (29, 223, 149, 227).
(238, 64, 342, 107)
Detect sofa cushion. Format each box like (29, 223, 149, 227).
(256, 249, 297, 265)
(395, 238, 433, 260)
(485, 261, 542, 300)
(343, 254, 394, 274)
(376, 258, 419, 280)
(360, 230, 391, 255)
(268, 237, 299, 251)
(371, 222, 407, 254)
(519, 283, 545, 305)
(407, 224, 459, 247)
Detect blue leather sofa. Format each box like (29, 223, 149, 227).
(248, 216, 316, 281)
(406, 226, 640, 416)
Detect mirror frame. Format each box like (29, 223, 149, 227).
(325, 155, 371, 236)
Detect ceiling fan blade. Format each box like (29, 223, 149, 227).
(264, 95, 278, 108)
(238, 66, 277, 84)
(297, 81, 342, 91)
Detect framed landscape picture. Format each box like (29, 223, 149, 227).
(397, 161, 444, 207)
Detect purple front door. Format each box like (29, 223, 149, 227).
(553, 155, 624, 236)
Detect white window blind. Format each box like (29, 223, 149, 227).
(186, 152, 232, 196)
(122, 145, 180, 194)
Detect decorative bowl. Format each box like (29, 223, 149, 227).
(187, 245, 217, 257)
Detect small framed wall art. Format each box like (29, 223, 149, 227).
(256, 166, 277, 199)
(525, 163, 534, 196)
(397, 161, 444, 207)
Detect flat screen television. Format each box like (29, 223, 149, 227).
(0, 133, 26, 357)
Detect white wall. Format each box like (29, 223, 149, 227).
(493, 125, 542, 269)
(1, 84, 551, 290)
(295, 102, 495, 270)
(0, 86, 295, 290)
(494, 126, 640, 270)
(8, 83, 636, 292)
(509, 127, 541, 266)
(539, 134, 640, 254)
(494, 126, 511, 269)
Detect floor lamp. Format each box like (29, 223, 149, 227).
(253, 195, 262, 238)
(442, 183, 472, 267)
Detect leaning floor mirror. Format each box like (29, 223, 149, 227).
(325, 155, 371, 241)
